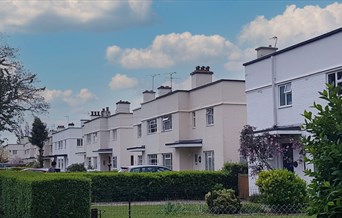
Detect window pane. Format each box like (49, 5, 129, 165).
(286, 92, 292, 105)
(328, 73, 336, 86)
(279, 86, 286, 106)
(338, 71, 342, 80)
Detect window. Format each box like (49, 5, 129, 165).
(86, 134, 91, 144)
(93, 157, 97, 169)
(93, 132, 98, 143)
(328, 71, 342, 95)
(138, 155, 143, 165)
(87, 157, 91, 168)
(192, 112, 196, 128)
(77, 139, 83, 147)
(206, 108, 214, 125)
(12, 150, 17, 155)
(162, 153, 172, 169)
(137, 124, 142, 138)
(147, 119, 157, 134)
(162, 115, 172, 131)
(112, 156, 117, 169)
(112, 129, 117, 141)
(148, 154, 158, 165)
(279, 83, 292, 107)
(130, 155, 134, 165)
(204, 151, 215, 171)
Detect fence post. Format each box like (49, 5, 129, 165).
(128, 200, 131, 218)
(91, 208, 98, 218)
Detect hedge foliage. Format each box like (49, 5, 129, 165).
(84, 171, 233, 202)
(0, 171, 91, 218)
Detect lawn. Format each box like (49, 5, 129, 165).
(92, 202, 313, 218)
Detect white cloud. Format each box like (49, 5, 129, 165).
(106, 32, 237, 69)
(42, 88, 96, 107)
(238, 3, 342, 48)
(0, 0, 153, 32)
(109, 74, 138, 90)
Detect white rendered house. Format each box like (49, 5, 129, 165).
(129, 66, 246, 171)
(243, 27, 342, 193)
(51, 124, 84, 171)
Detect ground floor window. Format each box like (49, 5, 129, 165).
(138, 155, 143, 165)
(148, 154, 158, 165)
(204, 151, 214, 171)
(93, 157, 97, 169)
(112, 156, 117, 169)
(162, 153, 172, 169)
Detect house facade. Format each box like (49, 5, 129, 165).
(243, 27, 342, 192)
(129, 66, 246, 171)
(51, 124, 84, 171)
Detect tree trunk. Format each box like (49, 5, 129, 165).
(39, 148, 44, 168)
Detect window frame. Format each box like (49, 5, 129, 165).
(204, 150, 215, 171)
(327, 71, 342, 95)
(77, 139, 83, 147)
(147, 119, 157, 134)
(137, 124, 142, 138)
(206, 107, 214, 126)
(112, 129, 117, 141)
(192, 111, 196, 128)
(162, 153, 172, 170)
(279, 83, 292, 107)
(148, 154, 158, 165)
(162, 114, 172, 132)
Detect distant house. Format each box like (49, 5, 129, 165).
(243, 27, 342, 192)
(3, 140, 26, 164)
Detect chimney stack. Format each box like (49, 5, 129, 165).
(190, 66, 213, 89)
(116, 101, 131, 113)
(157, 86, 172, 96)
(142, 90, 156, 103)
(255, 46, 278, 58)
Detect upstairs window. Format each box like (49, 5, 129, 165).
(147, 119, 157, 134)
(137, 124, 142, 138)
(77, 139, 83, 147)
(162, 115, 172, 131)
(192, 112, 196, 128)
(279, 83, 292, 107)
(206, 108, 214, 126)
(328, 71, 342, 95)
(112, 129, 117, 141)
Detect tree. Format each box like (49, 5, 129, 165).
(0, 147, 8, 163)
(302, 84, 342, 217)
(239, 125, 303, 175)
(0, 43, 49, 144)
(29, 117, 48, 168)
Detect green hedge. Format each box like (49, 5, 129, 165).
(0, 172, 91, 218)
(85, 171, 233, 202)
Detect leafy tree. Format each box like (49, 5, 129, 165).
(239, 125, 303, 175)
(29, 117, 48, 168)
(0, 43, 49, 144)
(302, 84, 342, 217)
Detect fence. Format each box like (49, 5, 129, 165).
(90, 192, 309, 218)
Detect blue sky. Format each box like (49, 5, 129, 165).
(2, 0, 342, 143)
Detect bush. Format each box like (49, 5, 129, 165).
(248, 193, 262, 203)
(205, 188, 241, 214)
(256, 169, 307, 208)
(66, 163, 87, 172)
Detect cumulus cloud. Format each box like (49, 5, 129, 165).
(42, 88, 96, 107)
(238, 3, 342, 48)
(109, 74, 138, 90)
(0, 0, 153, 32)
(106, 32, 237, 69)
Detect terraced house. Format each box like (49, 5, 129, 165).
(244, 27, 342, 192)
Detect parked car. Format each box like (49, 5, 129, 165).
(21, 168, 61, 173)
(118, 165, 171, 173)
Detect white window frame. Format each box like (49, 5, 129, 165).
(148, 154, 158, 165)
(112, 129, 117, 141)
(327, 71, 342, 95)
(279, 83, 292, 107)
(112, 156, 117, 169)
(93, 132, 98, 143)
(147, 119, 157, 134)
(93, 157, 98, 169)
(138, 155, 143, 165)
(192, 111, 196, 128)
(162, 114, 172, 131)
(137, 124, 142, 138)
(206, 108, 214, 126)
(204, 151, 215, 171)
(162, 153, 172, 170)
(77, 139, 83, 147)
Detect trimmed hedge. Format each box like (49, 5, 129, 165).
(0, 171, 91, 218)
(85, 171, 233, 202)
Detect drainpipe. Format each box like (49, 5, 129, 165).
(271, 55, 278, 127)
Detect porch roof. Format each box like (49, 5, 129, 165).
(44, 154, 68, 158)
(253, 126, 302, 135)
(93, 148, 113, 154)
(165, 139, 202, 148)
(127, 145, 145, 152)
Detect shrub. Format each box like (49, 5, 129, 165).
(205, 188, 241, 214)
(248, 193, 262, 203)
(302, 84, 342, 217)
(256, 169, 307, 208)
(66, 163, 87, 172)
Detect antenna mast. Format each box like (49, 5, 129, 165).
(148, 74, 160, 91)
(168, 72, 177, 90)
(271, 36, 278, 47)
